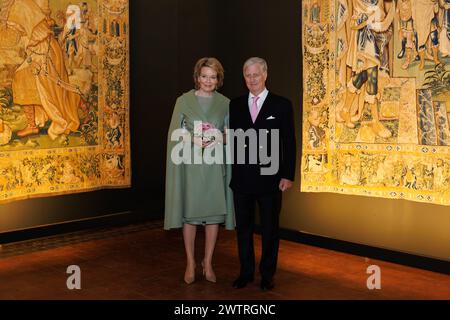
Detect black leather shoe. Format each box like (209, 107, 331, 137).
(260, 278, 274, 291)
(232, 276, 254, 289)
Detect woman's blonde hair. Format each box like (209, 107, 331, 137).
(193, 57, 224, 90)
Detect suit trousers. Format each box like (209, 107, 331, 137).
(233, 190, 282, 281)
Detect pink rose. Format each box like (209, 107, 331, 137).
(202, 123, 213, 131)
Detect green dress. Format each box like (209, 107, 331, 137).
(164, 89, 234, 230)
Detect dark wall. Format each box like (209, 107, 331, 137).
(215, 0, 301, 101)
(130, 0, 177, 216)
(131, 0, 219, 216)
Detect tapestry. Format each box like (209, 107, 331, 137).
(0, 0, 130, 203)
(301, 0, 449, 205)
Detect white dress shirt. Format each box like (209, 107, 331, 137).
(248, 88, 269, 115)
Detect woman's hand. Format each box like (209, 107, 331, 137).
(193, 137, 218, 148)
(192, 136, 204, 147)
(202, 139, 215, 148)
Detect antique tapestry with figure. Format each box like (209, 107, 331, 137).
(301, 0, 449, 205)
(0, 0, 130, 202)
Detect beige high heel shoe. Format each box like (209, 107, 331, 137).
(201, 260, 216, 283)
(184, 263, 196, 284)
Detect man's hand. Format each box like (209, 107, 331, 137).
(279, 179, 293, 192)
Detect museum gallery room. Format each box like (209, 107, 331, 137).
(0, 0, 449, 303)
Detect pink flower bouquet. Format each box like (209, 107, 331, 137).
(193, 121, 217, 147)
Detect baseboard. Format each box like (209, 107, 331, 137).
(0, 210, 156, 244)
(266, 227, 450, 276)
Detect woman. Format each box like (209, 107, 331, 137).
(164, 57, 234, 284)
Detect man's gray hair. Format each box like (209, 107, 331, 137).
(243, 57, 268, 73)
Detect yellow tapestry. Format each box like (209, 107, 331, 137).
(301, 0, 449, 205)
(0, 0, 130, 203)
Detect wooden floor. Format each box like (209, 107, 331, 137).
(0, 221, 449, 300)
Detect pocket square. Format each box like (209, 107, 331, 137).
(266, 116, 276, 120)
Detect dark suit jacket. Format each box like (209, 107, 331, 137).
(229, 92, 296, 194)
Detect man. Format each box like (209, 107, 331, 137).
(229, 57, 296, 291)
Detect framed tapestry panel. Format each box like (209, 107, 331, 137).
(0, 0, 130, 202)
(301, 0, 449, 205)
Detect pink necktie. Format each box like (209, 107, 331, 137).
(251, 96, 260, 123)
